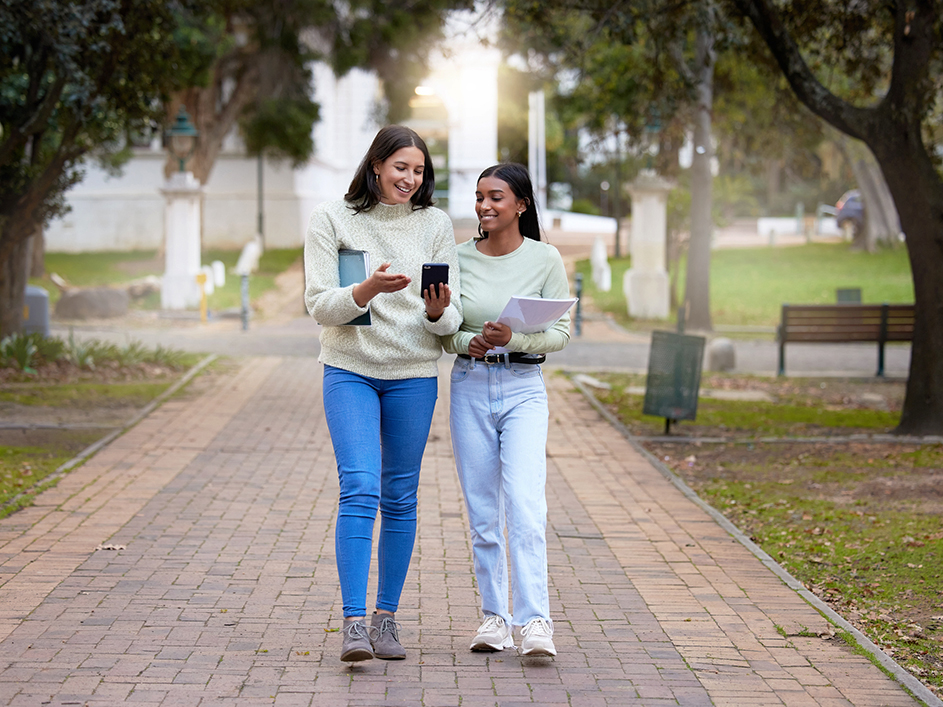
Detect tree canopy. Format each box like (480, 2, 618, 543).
(0, 0, 210, 336)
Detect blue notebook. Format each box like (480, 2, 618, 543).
(338, 249, 371, 325)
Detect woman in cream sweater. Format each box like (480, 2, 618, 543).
(304, 125, 461, 663)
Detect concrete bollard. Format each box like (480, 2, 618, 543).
(707, 337, 736, 372)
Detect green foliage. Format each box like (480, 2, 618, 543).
(241, 98, 320, 165)
(0, 0, 212, 229)
(570, 198, 600, 216)
(0, 331, 193, 375)
(63, 332, 96, 370)
(0, 333, 38, 372)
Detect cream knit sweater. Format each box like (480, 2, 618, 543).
(304, 199, 462, 379)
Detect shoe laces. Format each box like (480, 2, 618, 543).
(479, 615, 506, 633)
(344, 621, 373, 641)
(522, 618, 553, 637)
(375, 615, 401, 640)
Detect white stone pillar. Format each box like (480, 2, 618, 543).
(624, 170, 674, 320)
(161, 171, 203, 310)
(528, 90, 548, 214)
(427, 46, 498, 221)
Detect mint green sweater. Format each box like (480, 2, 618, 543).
(442, 237, 570, 356)
(304, 199, 461, 379)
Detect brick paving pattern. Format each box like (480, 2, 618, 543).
(0, 356, 923, 705)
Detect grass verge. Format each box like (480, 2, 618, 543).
(582, 371, 942, 697)
(0, 433, 105, 518)
(0, 338, 205, 517)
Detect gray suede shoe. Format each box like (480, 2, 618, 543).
(370, 612, 406, 660)
(340, 619, 374, 662)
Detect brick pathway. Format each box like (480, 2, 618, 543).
(0, 356, 926, 706)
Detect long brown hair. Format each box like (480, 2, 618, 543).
(345, 125, 436, 213)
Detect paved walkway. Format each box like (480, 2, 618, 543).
(0, 344, 934, 705)
(3, 251, 931, 705)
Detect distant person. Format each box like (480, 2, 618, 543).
(442, 163, 571, 657)
(304, 125, 461, 663)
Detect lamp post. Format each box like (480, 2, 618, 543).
(160, 106, 204, 311)
(167, 107, 198, 173)
(644, 107, 661, 172)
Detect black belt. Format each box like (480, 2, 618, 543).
(458, 353, 546, 365)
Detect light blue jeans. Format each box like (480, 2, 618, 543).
(449, 356, 550, 627)
(322, 365, 437, 618)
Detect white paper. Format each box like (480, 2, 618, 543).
(486, 296, 578, 353)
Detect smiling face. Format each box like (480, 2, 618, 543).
(374, 146, 425, 205)
(476, 175, 527, 238)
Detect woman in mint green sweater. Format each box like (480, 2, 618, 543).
(443, 163, 570, 657)
(304, 125, 461, 663)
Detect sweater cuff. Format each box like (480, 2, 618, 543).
(423, 303, 461, 336)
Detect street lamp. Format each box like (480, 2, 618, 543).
(166, 106, 199, 173)
(644, 107, 661, 171)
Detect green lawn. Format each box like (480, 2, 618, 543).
(32, 247, 303, 312)
(577, 243, 914, 328)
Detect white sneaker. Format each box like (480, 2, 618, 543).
(470, 615, 514, 652)
(520, 618, 556, 656)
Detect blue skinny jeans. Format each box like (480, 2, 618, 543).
(322, 365, 437, 618)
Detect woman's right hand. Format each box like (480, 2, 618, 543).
(353, 263, 411, 307)
(467, 335, 491, 358)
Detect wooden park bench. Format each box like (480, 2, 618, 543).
(777, 303, 915, 377)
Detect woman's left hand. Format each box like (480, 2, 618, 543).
(424, 283, 451, 322)
(481, 321, 511, 348)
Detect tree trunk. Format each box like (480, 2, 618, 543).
(874, 145, 943, 436)
(859, 159, 901, 247)
(834, 134, 901, 251)
(29, 223, 44, 278)
(165, 62, 261, 184)
(683, 20, 716, 332)
(0, 234, 31, 338)
(732, 0, 943, 434)
(765, 158, 781, 212)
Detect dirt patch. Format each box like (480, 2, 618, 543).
(649, 440, 943, 518)
(700, 373, 907, 411)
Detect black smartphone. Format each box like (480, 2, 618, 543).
(421, 263, 449, 297)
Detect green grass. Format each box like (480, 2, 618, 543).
(577, 242, 914, 328)
(0, 381, 175, 407)
(689, 446, 943, 692)
(203, 247, 302, 312)
(596, 373, 900, 436)
(31, 247, 303, 312)
(0, 435, 103, 518)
